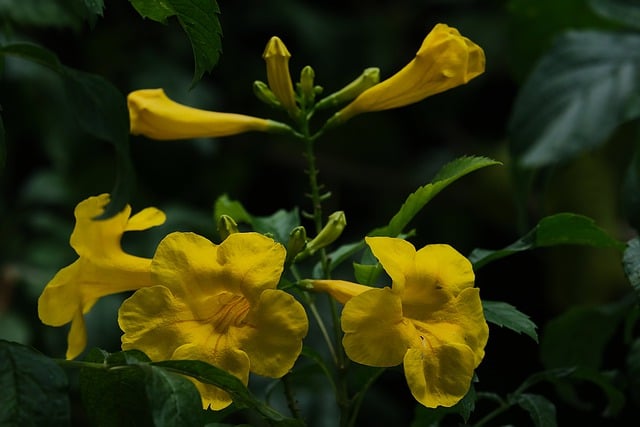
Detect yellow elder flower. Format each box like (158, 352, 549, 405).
(38, 194, 166, 360)
(329, 23, 485, 124)
(312, 237, 488, 408)
(262, 36, 300, 116)
(118, 232, 309, 410)
(128, 89, 290, 140)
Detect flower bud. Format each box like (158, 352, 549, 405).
(298, 65, 316, 108)
(286, 226, 308, 263)
(315, 67, 380, 110)
(262, 36, 300, 116)
(253, 80, 282, 108)
(217, 215, 239, 240)
(304, 211, 346, 255)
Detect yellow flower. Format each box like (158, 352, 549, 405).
(128, 89, 291, 140)
(328, 23, 485, 125)
(312, 237, 488, 408)
(118, 232, 309, 410)
(262, 36, 300, 116)
(37, 194, 166, 360)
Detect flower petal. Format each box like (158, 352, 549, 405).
(172, 342, 250, 410)
(403, 343, 476, 408)
(125, 207, 166, 231)
(413, 244, 474, 296)
(342, 288, 415, 366)
(119, 285, 201, 360)
(66, 310, 88, 360)
(365, 236, 416, 293)
(237, 289, 308, 377)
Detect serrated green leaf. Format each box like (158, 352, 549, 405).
(515, 393, 557, 427)
(540, 297, 633, 370)
(143, 365, 203, 427)
(589, 0, 640, 30)
(623, 238, 640, 301)
(0, 42, 135, 218)
(252, 208, 300, 245)
(369, 156, 501, 237)
(0, 340, 70, 427)
(509, 30, 640, 167)
(129, 0, 222, 85)
(469, 213, 624, 269)
(482, 300, 538, 342)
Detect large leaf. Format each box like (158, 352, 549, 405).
(508, 30, 640, 167)
(589, 0, 640, 30)
(482, 300, 538, 342)
(469, 213, 624, 269)
(0, 340, 70, 426)
(128, 0, 222, 85)
(369, 156, 501, 237)
(0, 42, 134, 217)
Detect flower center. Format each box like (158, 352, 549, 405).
(211, 293, 251, 333)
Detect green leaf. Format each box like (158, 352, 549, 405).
(128, 0, 223, 86)
(0, 0, 88, 30)
(623, 237, 640, 301)
(352, 262, 382, 286)
(589, 0, 640, 30)
(540, 297, 633, 370)
(482, 300, 538, 343)
(469, 213, 624, 269)
(623, 134, 640, 232)
(369, 156, 501, 237)
(84, 0, 105, 15)
(153, 360, 303, 426)
(508, 30, 640, 167)
(214, 194, 253, 225)
(0, 340, 70, 427)
(143, 365, 203, 427)
(0, 42, 134, 217)
(515, 393, 557, 427)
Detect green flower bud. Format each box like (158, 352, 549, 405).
(298, 65, 316, 108)
(286, 226, 308, 263)
(217, 215, 239, 240)
(253, 80, 282, 108)
(315, 67, 380, 110)
(304, 211, 346, 255)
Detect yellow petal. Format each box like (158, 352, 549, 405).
(237, 289, 308, 377)
(403, 343, 476, 408)
(262, 37, 299, 114)
(413, 288, 489, 367)
(342, 288, 414, 367)
(66, 310, 88, 360)
(125, 207, 166, 231)
(128, 89, 272, 140)
(365, 236, 416, 294)
(310, 279, 371, 305)
(172, 342, 251, 410)
(334, 23, 484, 123)
(119, 285, 199, 360)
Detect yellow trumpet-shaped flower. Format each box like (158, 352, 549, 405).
(262, 36, 300, 116)
(329, 23, 485, 125)
(38, 194, 166, 360)
(128, 89, 291, 140)
(312, 236, 488, 408)
(118, 232, 309, 410)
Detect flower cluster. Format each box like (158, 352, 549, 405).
(38, 22, 488, 411)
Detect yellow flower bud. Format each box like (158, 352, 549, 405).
(315, 67, 380, 110)
(128, 89, 293, 140)
(262, 36, 300, 116)
(328, 23, 485, 125)
(304, 211, 347, 255)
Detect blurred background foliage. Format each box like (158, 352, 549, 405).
(2, 0, 640, 425)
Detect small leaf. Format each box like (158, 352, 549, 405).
(589, 0, 640, 30)
(482, 300, 538, 342)
(509, 30, 640, 167)
(352, 262, 382, 286)
(623, 237, 640, 301)
(469, 213, 624, 269)
(0, 340, 70, 427)
(515, 393, 557, 427)
(370, 156, 501, 237)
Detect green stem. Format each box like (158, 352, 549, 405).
(472, 402, 510, 427)
(282, 374, 303, 421)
